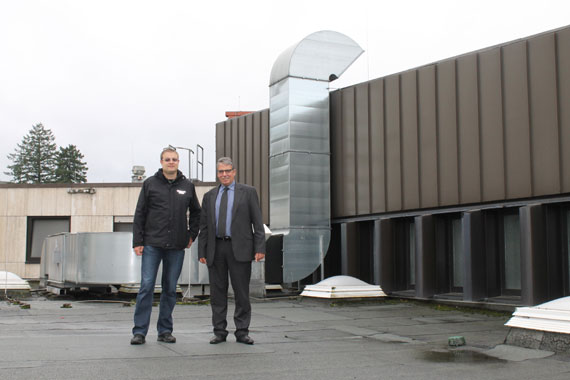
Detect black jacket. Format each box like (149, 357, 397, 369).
(132, 169, 201, 250)
(199, 183, 266, 265)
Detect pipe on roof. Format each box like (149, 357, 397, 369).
(269, 31, 363, 282)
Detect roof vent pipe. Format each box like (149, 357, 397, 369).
(269, 31, 363, 283)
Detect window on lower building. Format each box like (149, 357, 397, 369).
(26, 217, 70, 264)
(113, 216, 133, 233)
(113, 223, 133, 232)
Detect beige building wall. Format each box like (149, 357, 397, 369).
(0, 182, 215, 280)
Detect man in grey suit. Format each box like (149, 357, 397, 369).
(198, 157, 266, 345)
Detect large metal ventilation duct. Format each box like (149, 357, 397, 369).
(269, 31, 363, 283)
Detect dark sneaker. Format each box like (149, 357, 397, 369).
(236, 335, 254, 345)
(209, 335, 227, 344)
(157, 332, 176, 343)
(130, 334, 146, 345)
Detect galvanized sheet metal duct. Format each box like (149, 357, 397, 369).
(269, 31, 363, 282)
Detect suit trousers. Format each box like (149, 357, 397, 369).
(208, 239, 252, 338)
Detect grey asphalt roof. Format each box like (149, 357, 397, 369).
(1, 296, 570, 380)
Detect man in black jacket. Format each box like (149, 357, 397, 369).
(130, 147, 201, 345)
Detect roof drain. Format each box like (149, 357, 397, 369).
(269, 31, 363, 283)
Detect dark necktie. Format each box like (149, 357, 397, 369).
(218, 186, 228, 237)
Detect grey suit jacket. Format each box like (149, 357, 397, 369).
(198, 183, 266, 266)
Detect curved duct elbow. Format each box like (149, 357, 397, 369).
(269, 31, 363, 283)
(269, 30, 364, 86)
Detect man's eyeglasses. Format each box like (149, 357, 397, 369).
(163, 158, 179, 162)
(217, 169, 234, 174)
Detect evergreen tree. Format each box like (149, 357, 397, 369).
(54, 144, 88, 183)
(5, 123, 58, 183)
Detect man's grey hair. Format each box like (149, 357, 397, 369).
(217, 157, 234, 169)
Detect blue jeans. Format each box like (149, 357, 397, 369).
(132, 246, 185, 336)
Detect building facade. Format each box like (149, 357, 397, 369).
(0, 182, 214, 280)
(215, 26, 570, 306)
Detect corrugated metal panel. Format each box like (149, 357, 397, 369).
(260, 109, 270, 224)
(238, 117, 246, 183)
(401, 71, 420, 210)
(385, 75, 401, 212)
(502, 40, 532, 199)
(231, 118, 238, 169)
(328, 26, 570, 219)
(417, 66, 439, 208)
(253, 113, 261, 194)
(215, 110, 270, 225)
(478, 48, 505, 201)
(224, 120, 232, 158)
(456, 54, 481, 204)
(355, 82, 371, 214)
(436, 60, 459, 206)
(330, 90, 344, 216)
(341, 87, 357, 216)
(528, 33, 560, 196)
(245, 115, 253, 185)
(216, 122, 225, 162)
(559, 28, 570, 193)
(369, 79, 386, 214)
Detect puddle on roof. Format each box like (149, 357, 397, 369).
(419, 349, 506, 363)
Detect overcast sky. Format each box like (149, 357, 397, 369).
(1, 0, 568, 183)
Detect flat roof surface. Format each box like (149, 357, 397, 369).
(1, 295, 569, 379)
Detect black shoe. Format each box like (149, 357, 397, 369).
(210, 335, 227, 344)
(236, 335, 254, 345)
(130, 334, 146, 345)
(157, 332, 176, 343)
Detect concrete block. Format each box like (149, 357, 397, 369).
(505, 327, 544, 349)
(540, 331, 570, 353)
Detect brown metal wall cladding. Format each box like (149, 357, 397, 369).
(216, 26, 570, 222)
(215, 109, 270, 224)
(331, 26, 570, 218)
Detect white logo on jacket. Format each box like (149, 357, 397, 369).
(177, 190, 186, 195)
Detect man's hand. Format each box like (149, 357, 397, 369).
(134, 246, 144, 256)
(255, 253, 265, 262)
(199, 257, 207, 265)
(187, 238, 193, 248)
